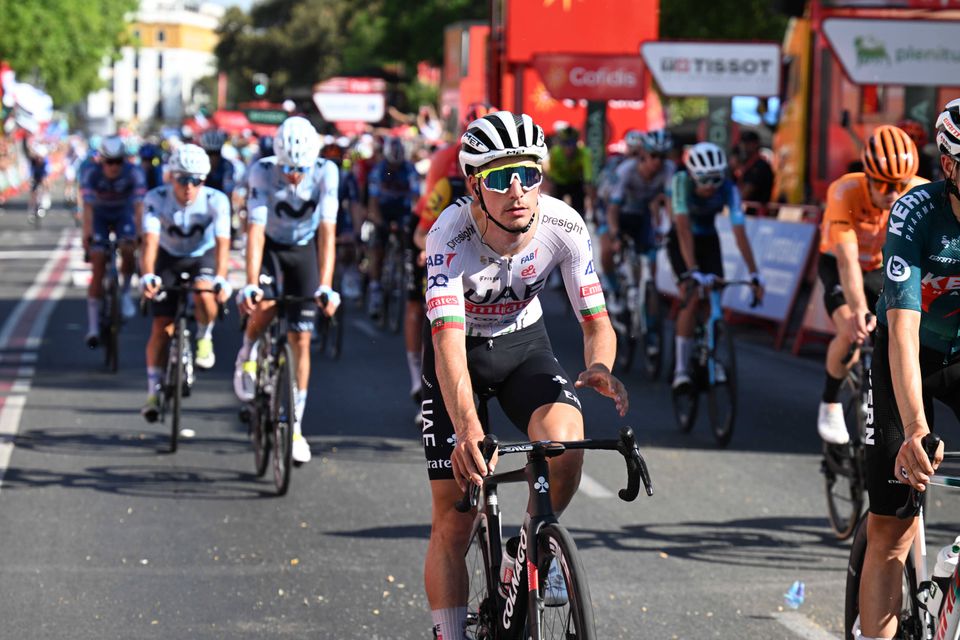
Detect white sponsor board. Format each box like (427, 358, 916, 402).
(312, 92, 385, 123)
(641, 41, 781, 97)
(823, 18, 960, 86)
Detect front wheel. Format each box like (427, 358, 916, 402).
(844, 515, 928, 640)
(641, 282, 663, 380)
(613, 305, 637, 374)
(669, 339, 699, 433)
(706, 320, 736, 448)
(271, 343, 296, 496)
(536, 523, 597, 640)
(168, 319, 185, 453)
(464, 514, 498, 640)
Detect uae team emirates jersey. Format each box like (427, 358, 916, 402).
(424, 194, 607, 337)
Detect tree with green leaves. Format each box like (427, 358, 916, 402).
(0, 0, 137, 107)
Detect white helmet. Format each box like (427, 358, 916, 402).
(100, 135, 125, 160)
(684, 142, 727, 180)
(168, 143, 211, 177)
(624, 129, 644, 150)
(275, 116, 321, 168)
(459, 111, 547, 175)
(936, 98, 960, 159)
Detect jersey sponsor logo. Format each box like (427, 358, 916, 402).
(275, 199, 317, 219)
(920, 272, 960, 311)
(426, 459, 453, 470)
(888, 190, 933, 237)
(421, 398, 435, 447)
(445, 225, 477, 250)
(464, 300, 531, 316)
(425, 253, 457, 267)
(886, 255, 911, 283)
(502, 526, 528, 629)
(520, 264, 536, 278)
(585, 259, 595, 275)
(929, 254, 960, 265)
(426, 295, 460, 311)
(540, 213, 583, 235)
(427, 274, 450, 289)
(520, 249, 538, 264)
(167, 218, 213, 238)
(580, 282, 602, 298)
(464, 279, 546, 306)
(564, 389, 582, 408)
(462, 132, 489, 153)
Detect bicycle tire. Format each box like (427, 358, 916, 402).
(464, 514, 498, 640)
(169, 318, 185, 453)
(823, 397, 864, 540)
(108, 276, 120, 373)
(537, 523, 597, 640)
(271, 343, 296, 495)
(641, 282, 663, 380)
(379, 240, 398, 330)
(386, 244, 405, 334)
(669, 342, 699, 432)
(332, 299, 345, 360)
(707, 320, 737, 448)
(844, 515, 928, 640)
(251, 343, 271, 477)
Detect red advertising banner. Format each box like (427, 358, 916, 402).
(532, 54, 645, 101)
(506, 0, 658, 63)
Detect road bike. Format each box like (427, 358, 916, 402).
(379, 218, 408, 333)
(670, 278, 757, 448)
(240, 269, 318, 496)
(152, 274, 222, 453)
(844, 434, 960, 640)
(456, 425, 653, 639)
(96, 231, 122, 373)
(823, 334, 873, 540)
(314, 246, 346, 360)
(609, 235, 664, 379)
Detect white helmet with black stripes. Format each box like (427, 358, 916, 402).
(936, 98, 960, 160)
(684, 142, 727, 180)
(459, 111, 547, 176)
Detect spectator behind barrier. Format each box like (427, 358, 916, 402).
(735, 130, 774, 216)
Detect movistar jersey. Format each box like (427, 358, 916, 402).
(81, 162, 147, 219)
(247, 156, 339, 246)
(142, 185, 231, 258)
(424, 194, 606, 338)
(671, 171, 744, 235)
(878, 181, 960, 355)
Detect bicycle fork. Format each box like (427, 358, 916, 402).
(704, 289, 724, 386)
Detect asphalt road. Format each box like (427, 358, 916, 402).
(0, 193, 958, 639)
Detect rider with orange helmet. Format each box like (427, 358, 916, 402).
(815, 124, 927, 445)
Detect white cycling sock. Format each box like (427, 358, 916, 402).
(86, 298, 101, 334)
(196, 323, 213, 341)
(146, 367, 162, 394)
(406, 350, 422, 396)
(674, 336, 692, 375)
(431, 607, 466, 640)
(294, 388, 307, 433)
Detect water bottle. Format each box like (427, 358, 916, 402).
(498, 536, 521, 598)
(923, 537, 960, 619)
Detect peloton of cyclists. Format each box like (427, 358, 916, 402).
(815, 125, 926, 445)
(233, 116, 340, 465)
(139, 144, 233, 421)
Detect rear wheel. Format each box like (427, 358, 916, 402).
(464, 515, 497, 640)
(706, 320, 736, 448)
(536, 523, 597, 640)
(271, 343, 296, 495)
(823, 394, 864, 540)
(844, 515, 928, 640)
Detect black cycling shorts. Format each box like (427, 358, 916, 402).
(620, 212, 657, 255)
(865, 326, 960, 516)
(404, 215, 425, 302)
(260, 237, 318, 333)
(817, 253, 883, 317)
(376, 202, 411, 247)
(152, 247, 216, 317)
(421, 320, 582, 481)
(666, 229, 723, 280)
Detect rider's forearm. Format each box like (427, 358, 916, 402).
(732, 226, 759, 274)
(582, 316, 616, 372)
(246, 225, 265, 286)
(675, 217, 697, 271)
(836, 243, 868, 314)
(607, 204, 621, 233)
(215, 237, 230, 279)
(317, 222, 336, 288)
(141, 234, 159, 274)
(133, 202, 144, 234)
(433, 331, 482, 439)
(888, 309, 928, 438)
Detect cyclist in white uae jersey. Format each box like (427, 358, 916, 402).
(233, 116, 340, 465)
(421, 111, 627, 640)
(139, 144, 233, 421)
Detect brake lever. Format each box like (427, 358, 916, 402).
(454, 434, 499, 513)
(896, 433, 942, 519)
(616, 426, 654, 501)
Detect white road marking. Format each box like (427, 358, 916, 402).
(352, 318, 381, 339)
(0, 250, 64, 260)
(773, 612, 840, 640)
(0, 230, 74, 493)
(578, 472, 615, 498)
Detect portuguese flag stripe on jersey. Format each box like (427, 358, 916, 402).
(580, 305, 607, 321)
(431, 315, 465, 334)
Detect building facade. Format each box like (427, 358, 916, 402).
(86, 0, 223, 132)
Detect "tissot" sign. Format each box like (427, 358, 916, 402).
(532, 54, 646, 101)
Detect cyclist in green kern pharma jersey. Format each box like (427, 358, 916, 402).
(853, 100, 960, 640)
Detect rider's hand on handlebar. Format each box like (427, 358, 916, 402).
(236, 284, 263, 315)
(314, 285, 341, 317)
(213, 276, 233, 304)
(895, 428, 944, 492)
(450, 424, 496, 492)
(749, 272, 765, 306)
(140, 273, 162, 300)
(575, 364, 629, 416)
(843, 310, 875, 344)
